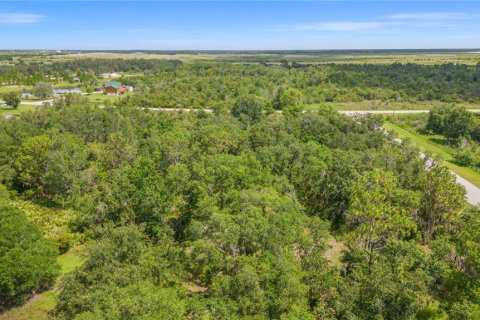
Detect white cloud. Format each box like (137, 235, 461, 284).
(0, 13, 44, 24)
(290, 22, 384, 31)
(386, 12, 472, 20)
(282, 11, 474, 33)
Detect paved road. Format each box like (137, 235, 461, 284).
(147, 108, 480, 115)
(455, 174, 480, 206)
(415, 152, 480, 206)
(20, 100, 53, 106)
(340, 109, 480, 116)
(148, 107, 213, 113)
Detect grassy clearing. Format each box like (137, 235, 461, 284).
(0, 86, 31, 94)
(5, 51, 477, 65)
(0, 291, 57, 320)
(0, 246, 85, 320)
(215, 52, 480, 65)
(383, 121, 480, 188)
(57, 246, 86, 274)
(323, 237, 347, 268)
(50, 52, 216, 61)
(84, 92, 132, 104)
(305, 101, 480, 111)
(304, 53, 480, 65)
(0, 82, 80, 94)
(1, 105, 36, 116)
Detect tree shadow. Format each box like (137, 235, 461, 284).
(429, 137, 450, 146)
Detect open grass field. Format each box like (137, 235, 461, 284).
(84, 92, 132, 104)
(383, 121, 480, 188)
(0, 86, 32, 94)
(220, 52, 480, 65)
(0, 247, 85, 320)
(1, 50, 479, 65)
(305, 100, 480, 111)
(1, 105, 36, 116)
(49, 52, 216, 61)
(0, 82, 82, 95)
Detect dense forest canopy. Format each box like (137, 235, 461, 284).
(0, 94, 478, 319)
(1, 59, 480, 105)
(1, 51, 480, 319)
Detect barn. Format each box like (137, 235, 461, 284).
(104, 82, 126, 95)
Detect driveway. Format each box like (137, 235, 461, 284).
(20, 100, 53, 106)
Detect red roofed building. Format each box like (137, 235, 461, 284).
(104, 82, 126, 95)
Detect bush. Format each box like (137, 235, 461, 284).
(0, 201, 60, 310)
(453, 149, 475, 166)
(2, 92, 20, 109)
(426, 105, 474, 141)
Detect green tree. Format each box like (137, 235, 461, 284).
(419, 166, 465, 243)
(33, 82, 53, 100)
(3, 92, 20, 109)
(426, 105, 474, 141)
(231, 94, 272, 125)
(344, 241, 432, 320)
(0, 201, 59, 310)
(55, 226, 186, 319)
(346, 169, 417, 269)
(15, 135, 54, 198)
(44, 133, 90, 203)
(444, 105, 474, 141)
(276, 88, 304, 109)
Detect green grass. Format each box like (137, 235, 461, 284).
(383, 121, 480, 188)
(50, 52, 216, 61)
(57, 246, 86, 274)
(0, 246, 85, 320)
(0, 86, 31, 94)
(0, 291, 57, 320)
(0, 82, 77, 94)
(6, 50, 479, 65)
(84, 92, 132, 104)
(304, 101, 480, 111)
(1, 105, 36, 116)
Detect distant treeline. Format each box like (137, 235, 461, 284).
(117, 62, 480, 108)
(1, 59, 480, 103)
(2, 49, 476, 54)
(0, 59, 182, 85)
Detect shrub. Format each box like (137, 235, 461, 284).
(0, 201, 60, 310)
(453, 149, 475, 167)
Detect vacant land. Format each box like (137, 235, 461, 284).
(84, 92, 130, 104)
(305, 101, 480, 111)
(51, 52, 480, 65)
(0, 86, 30, 94)
(1, 50, 479, 65)
(50, 52, 216, 62)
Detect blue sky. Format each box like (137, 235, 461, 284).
(0, 1, 479, 50)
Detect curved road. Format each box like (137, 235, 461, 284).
(339, 109, 480, 116)
(455, 174, 480, 206)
